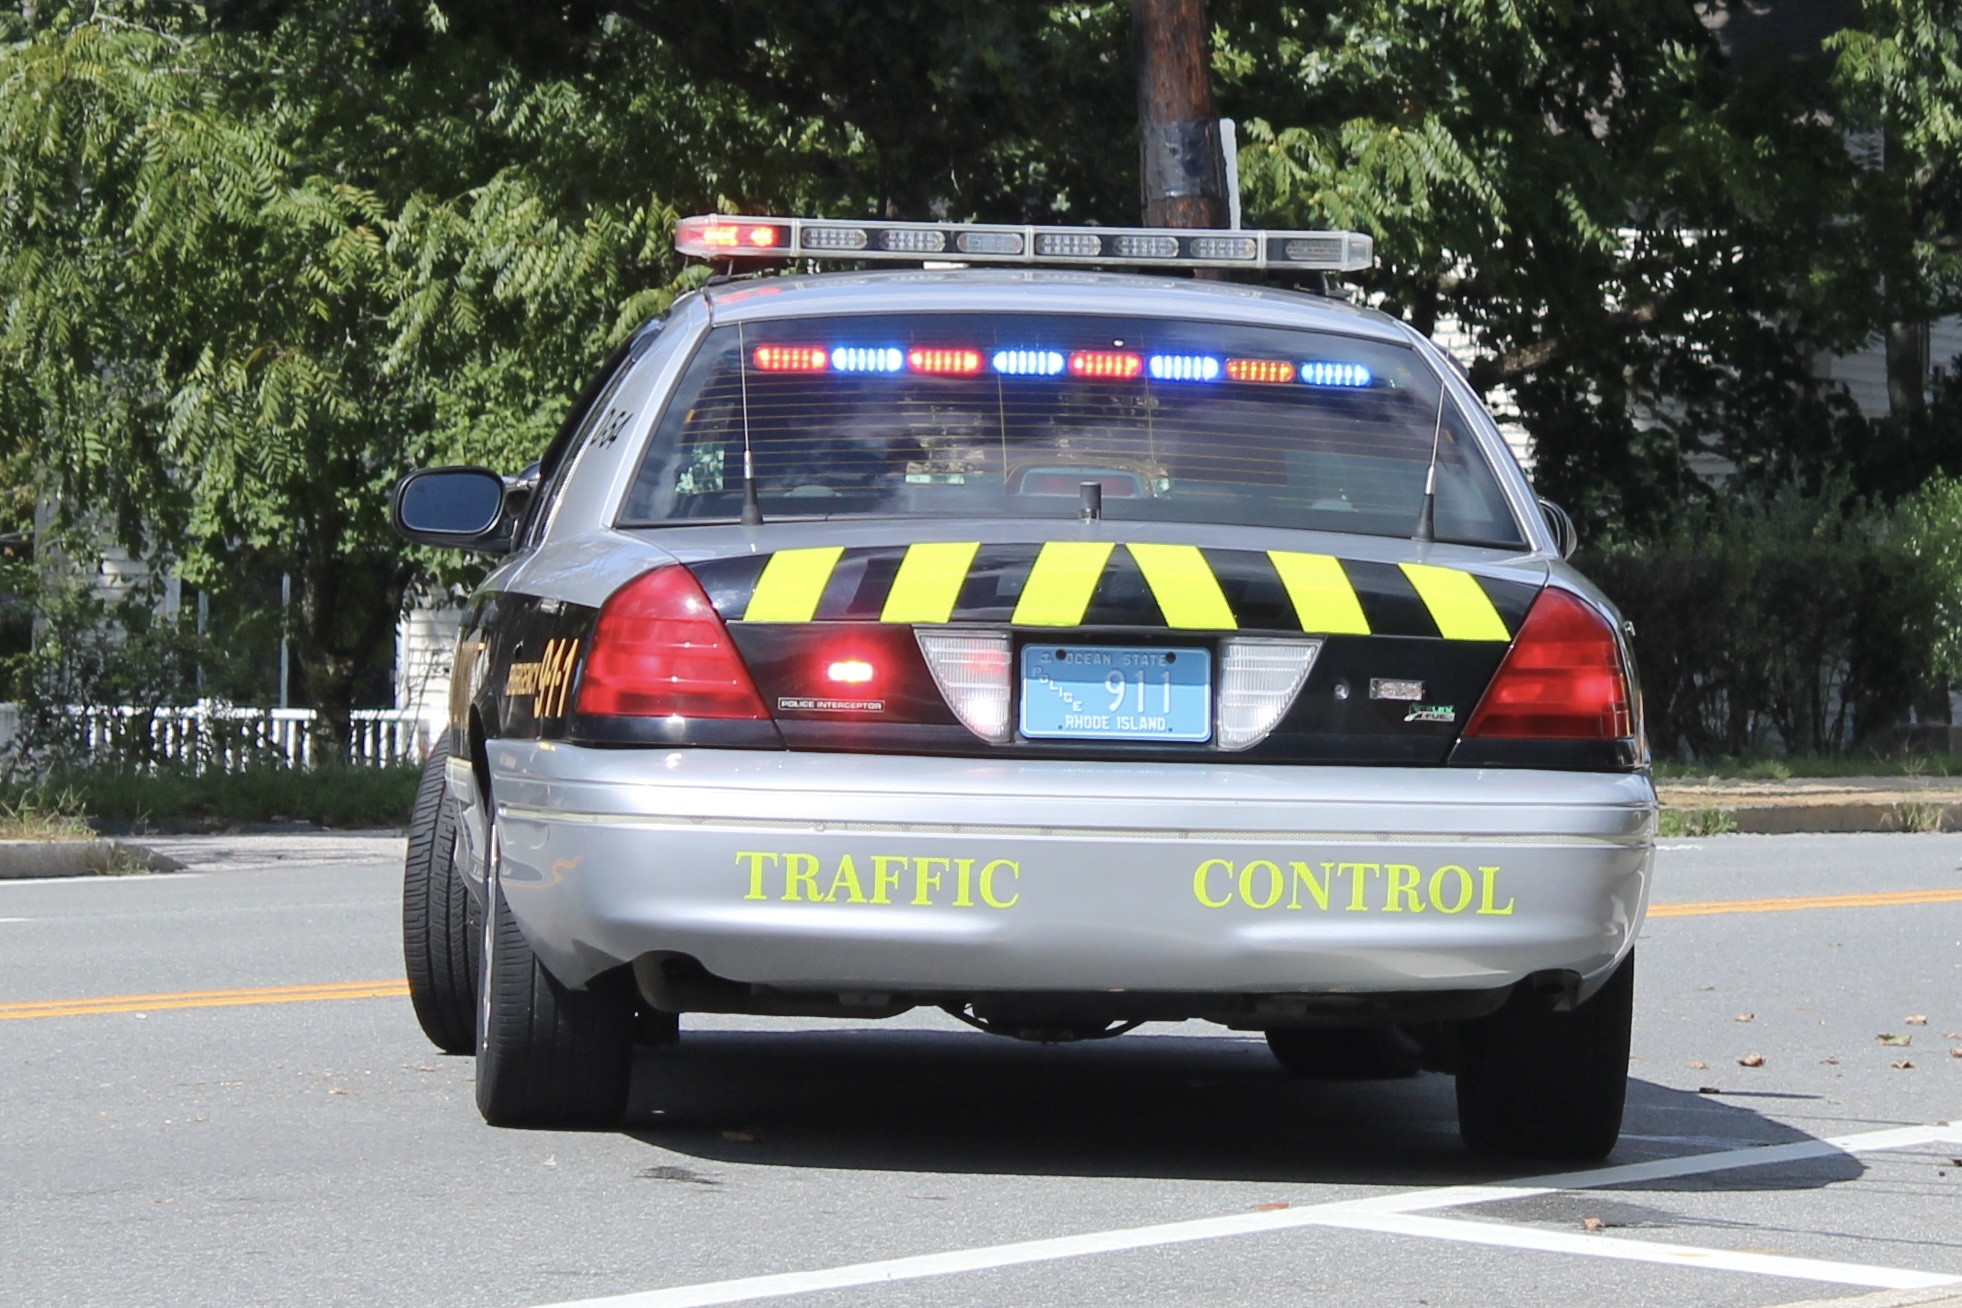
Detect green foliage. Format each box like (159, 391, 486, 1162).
(1656, 807, 1739, 837)
(1582, 487, 1949, 759)
(0, 761, 421, 829)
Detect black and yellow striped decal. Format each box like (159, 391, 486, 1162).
(694, 544, 1533, 641)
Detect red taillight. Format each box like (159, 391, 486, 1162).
(575, 567, 768, 719)
(1463, 588, 1633, 740)
(675, 216, 789, 252)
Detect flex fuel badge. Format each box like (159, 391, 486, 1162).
(1404, 704, 1456, 724)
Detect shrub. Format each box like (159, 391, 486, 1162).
(1578, 487, 1949, 759)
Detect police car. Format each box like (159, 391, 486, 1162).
(393, 215, 1655, 1160)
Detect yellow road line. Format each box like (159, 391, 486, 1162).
(1650, 888, 1962, 918)
(0, 979, 409, 1021)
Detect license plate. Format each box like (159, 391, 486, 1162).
(1019, 644, 1212, 742)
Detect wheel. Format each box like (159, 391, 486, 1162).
(402, 741, 477, 1054)
(1456, 953, 1634, 1161)
(474, 822, 634, 1129)
(1266, 1025, 1422, 1079)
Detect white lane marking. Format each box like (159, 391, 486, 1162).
(0, 917, 28, 923)
(1324, 1213, 1961, 1291)
(0, 873, 204, 887)
(529, 1123, 1962, 1308)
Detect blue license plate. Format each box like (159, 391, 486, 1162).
(1019, 644, 1212, 742)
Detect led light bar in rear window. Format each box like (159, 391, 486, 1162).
(1147, 354, 1222, 382)
(908, 347, 983, 375)
(992, 349, 1066, 376)
(1227, 358, 1296, 384)
(675, 214, 1374, 271)
(1300, 362, 1373, 387)
(752, 345, 829, 372)
(829, 346, 904, 373)
(1069, 350, 1143, 379)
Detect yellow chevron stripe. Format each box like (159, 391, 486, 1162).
(1399, 563, 1510, 641)
(743, 547, 844, 623)
(1268, 551, 1371, 635)
(881, 541, 981, 624)
(1128, 543, 1238, 630)
(1012, 542, 1114, 626)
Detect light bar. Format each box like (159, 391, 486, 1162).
(676, 214, 1374, 272)
(753, 345, 828, 372)
(908, 347, 983, 375)
(1147, 353, 1222, 382)
(830, 346, 904, 373)
(1300, 362, 1373, 388)
(992, 348, 1066, 376)
(1070, 350, 1143, 380)
(1227, 358, 1295, 384)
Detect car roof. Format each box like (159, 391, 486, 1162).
(699, 268, 1415, 343)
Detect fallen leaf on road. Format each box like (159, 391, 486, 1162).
(1739, 1053, 1766, 1067)
(721, 1129, 762, 1143)
(1893, 1060, 1915, 1069)
(1582, 1216, 1606, 1231)
(1823, 1056, 1841, 1065)
(1252, 1202, 1290, 1212)
(1905, 1015, 1927, 1025)
(1951, 1048, 1962, 1059)
(1946, 1032, 1962, 1040)
(1878, 1034, 1913, 1046)
(1735, 1013, 1755, 1022)
(1689, 1060, 1707, 1069)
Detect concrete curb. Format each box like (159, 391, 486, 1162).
(1764, 1288, 1962, 1308)
(1658, 778, 1962, 834)
(0, 839, 184, 879)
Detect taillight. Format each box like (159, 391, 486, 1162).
(575, 567, 768, 719)
(1463, 588, 1632, 740)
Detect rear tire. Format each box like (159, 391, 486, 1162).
(402, 741, 476, 1054)
(1266, 1025, 1422, 1079)
(1456, 953, 1634, 1161)
(474, 828, 634, 1129)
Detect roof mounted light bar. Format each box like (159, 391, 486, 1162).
(675, 214, 1374, 273)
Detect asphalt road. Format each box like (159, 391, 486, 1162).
(3, 831, 1960, 1308)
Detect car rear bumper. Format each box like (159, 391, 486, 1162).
(478, 742, 1655, 1000)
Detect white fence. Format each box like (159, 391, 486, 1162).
(0, 702, 435, 771)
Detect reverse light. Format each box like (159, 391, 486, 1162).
(1463, 588, 1633, 740)
(1069, 350, 1144, 380)
(1227, 358, 1296, 384)
(575, 567, 768, 719)
(915, 631, 1012, 743)
(907, 347, 984, 375)
(1216, 638, 1323, 750)
(826, 658, 876, 685)
(753, 345, 829, 373)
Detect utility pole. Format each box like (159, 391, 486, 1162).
(1133, 0, 1227, 231)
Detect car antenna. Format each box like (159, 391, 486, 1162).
(1412, 384, 1446, 544)
(736, 322, 764, 526)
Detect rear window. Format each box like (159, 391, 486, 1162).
(620, 312, 1524, 546)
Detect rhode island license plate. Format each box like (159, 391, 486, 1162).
(1019, 644, 1212, 742)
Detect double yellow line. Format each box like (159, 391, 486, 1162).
(2, 887, 1959, 1023)
(0, 978, 408, 1022)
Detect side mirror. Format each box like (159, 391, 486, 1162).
(392, 467, 511, 549)
(1538, 497, 1579, 560)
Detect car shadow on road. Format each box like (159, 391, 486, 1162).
(622, 1024, 1858, 1190)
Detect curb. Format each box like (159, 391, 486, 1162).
(1664, 801, 1962, 835)
(1765, 1288, 1962, 1308)
(0, 839, 184, 879)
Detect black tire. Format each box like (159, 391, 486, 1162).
(475, 830, 634, 1129)
(1456, 953, 1634, 1161)
(403, 741, 477, 1054)
(1266, 1025, 1422, 1080)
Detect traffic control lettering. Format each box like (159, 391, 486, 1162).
(1191, 858, 1513, 915)
(739, 851, 1020, 909)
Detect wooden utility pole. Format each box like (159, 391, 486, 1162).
(1133, 0, 1226, 230)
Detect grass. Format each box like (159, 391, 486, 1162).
(0, 784, 97, 841)
(1653, 753, 1962, 781)
(0, 763, 422, 832)
(1657, 807, 1740, 837)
